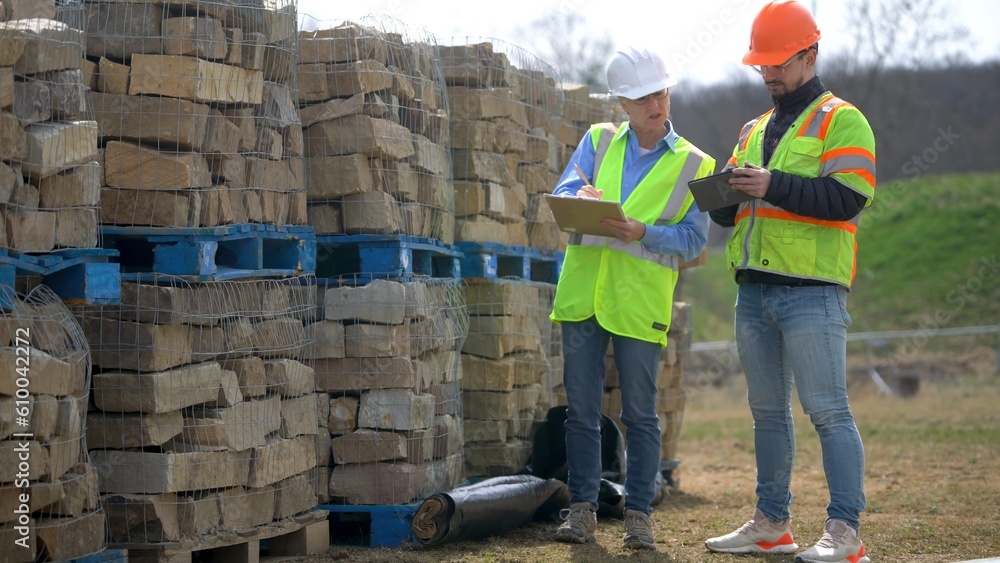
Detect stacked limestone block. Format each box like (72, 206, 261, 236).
(0, 286, 106, 562)
(555, 85, 626, 174)
(73, 276, 320, 545)
(84, 0, 307, 228)
(461, 279, 553, 478)
(0, 0, 100, 253)
(297, 20, 453, 243)
(441, 40, 562, 249)
(310, 278, 467, 505)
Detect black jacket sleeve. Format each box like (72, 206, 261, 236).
(764, 170, 868, 221)
(709, 205, 739, 228)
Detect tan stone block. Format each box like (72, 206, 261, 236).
(129, 54, 264, 105)
(161, 16, 227, 60)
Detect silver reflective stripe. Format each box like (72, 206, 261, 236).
(820, 155, 876, 179)
(738, 117, 762, 149)
(592, 123, 620, 184)
(800, 96, 843, 138)
(657, 149, 706, 223)
(569, 234, 679, 270)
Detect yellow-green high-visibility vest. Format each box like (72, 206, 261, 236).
(550, 122, 716, 345)
(724, 92, 877, 287)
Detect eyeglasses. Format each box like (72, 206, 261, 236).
(631, 89, 669, 105)
(751, 50, 807, 76)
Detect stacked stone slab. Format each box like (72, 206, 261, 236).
(461, 278, 552, 478)
(84, 0, 307, 228)
(0, 286, 106, 562)
(441, 40, 563, 250)
(73, 276, 321, 545)
(297, 21, 453, 242)
(555, 84, 626, 175)
(310, 278, 466, 505)
(0, 1, 100, 252)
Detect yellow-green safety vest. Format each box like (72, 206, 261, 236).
(550, 122, 716, 345)
(725, 92, 877, 287)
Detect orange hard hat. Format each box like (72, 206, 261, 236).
(743, 0, 821, 66)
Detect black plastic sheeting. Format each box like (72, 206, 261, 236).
(410, 406, 667, 547)
(410, 475, 570, 547)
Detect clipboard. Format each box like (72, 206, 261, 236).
(544, 194, 627, 238)
(688, 170, 758, 212)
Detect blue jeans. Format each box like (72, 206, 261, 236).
(562, 316, 661, 515)
(735, 283, 866, 529)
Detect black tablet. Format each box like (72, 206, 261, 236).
(687, 170, 758, 212)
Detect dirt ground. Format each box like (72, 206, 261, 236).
(296, 368, 1000, 563)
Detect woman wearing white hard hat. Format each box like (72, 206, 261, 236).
(549, 46, 717, 550)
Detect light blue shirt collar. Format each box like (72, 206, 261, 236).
(619, 119, 679, 153)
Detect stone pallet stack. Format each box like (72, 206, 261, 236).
(0, 0, 100, 252)
(297, 20, 453, 242)
(460, 278, 553, 478)
(555, 83, 626, 175)
(440, 40, 563, 250)
(74, 276, 321, 546)
(85, 0, 307, 228)
(310, 278, 467, 505)
(0, 286, 106, 562)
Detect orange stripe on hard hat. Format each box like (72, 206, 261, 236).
(735, 207, 858, 234)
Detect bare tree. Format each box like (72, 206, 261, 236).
(514, 12, 614, 91)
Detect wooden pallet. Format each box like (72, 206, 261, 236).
(111, 510, 328, 563)
(101, 224, 316, 281)
(454, 242, 563, 284)
(319, 503, 420, 548)
(315, 235, 461, 281)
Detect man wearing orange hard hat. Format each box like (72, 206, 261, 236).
(705, 2, 875, 563)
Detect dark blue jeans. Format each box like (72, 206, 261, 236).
(562, 316, 662, 515)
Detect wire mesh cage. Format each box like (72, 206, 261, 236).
(296, 15, 454, 244)
(69, 274, 321, 547)
(438, 36, 564, 252)
(0, 284, 106, 561)
(311, 276, 468, 506)
(555, 86, 627, 176)
(85, 0, 306, 229)
(460, 277, 555, 478)
(1, 0, 101, 253)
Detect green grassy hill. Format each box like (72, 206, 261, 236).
(681, 172, 1000, 342)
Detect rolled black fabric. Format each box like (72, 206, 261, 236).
(410, 475, 570, 547)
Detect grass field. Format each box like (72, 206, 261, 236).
(301, 368, 1000, 562)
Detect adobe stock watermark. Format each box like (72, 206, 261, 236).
(671, 0, 759, 73)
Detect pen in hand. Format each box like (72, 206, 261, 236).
(573, 164, 603, 199)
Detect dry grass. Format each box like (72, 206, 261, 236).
(297, 372, 1000, 562)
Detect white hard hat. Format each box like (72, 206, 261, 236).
(606, 47, 678, 100)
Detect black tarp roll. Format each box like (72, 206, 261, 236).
(410, 475, 570, 547)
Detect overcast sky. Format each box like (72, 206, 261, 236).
(297, 0, 998, 87)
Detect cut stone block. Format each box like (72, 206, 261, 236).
(301, 320, 345, 360)
(263, 358, 314, 397)
(216, 486, 274, 532)
(5, 18, 84, 75)
(313, 356, 416, 393)
(100, 188, 201, 228)
(344, 323, 410, 358)
(38, 161, 100, 208)
(35, 512, 106, 562)
(179, 394, 280, 451)
(96, 56, 130, 94)
(1, 209, 55, 252)
(129, 54, 264, 105)
(55, 207, 98, 248)
(103, 493, 181, 543)
(328, 396, 359, 435)
(331, 429, 405, 465)
(85, 411, 183, 449)
(279, 393, 319, 439)
(358, 389, 434, 431)
(0, 441, 48, 482)
(272, 473, 316, 519)
(22, 120, 98, 179)
(103, 140, 212, 190)
(323, 279, 406, 324)
(327, 58, 393, 97)
(463, 315, 542, 359)
(247, 435, 316, 488)
(91, 449, 251, 494)
(84, 2, 163, 60)
(92, 361, 222, 414)
(303, 114, 414, 159)
(328, 461, 425, 505)
(303, 153, 372, 200)
(91, 92, 211, 151)
(298, 92, 363, 127)
(161, 16, 227, 60)
(0, 347, 84, 397)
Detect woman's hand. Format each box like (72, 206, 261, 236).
(601, 217, 646, 243)
(577, 185, 604, 199)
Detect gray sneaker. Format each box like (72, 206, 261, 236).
(623, 509, 655, 549)
(554, 502, 597, 544)
(795, 519, 870, 563)
(704, 507, 799, 554)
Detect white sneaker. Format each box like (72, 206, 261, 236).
(705, 507, 799, 554)
(795, 519, 870, 563)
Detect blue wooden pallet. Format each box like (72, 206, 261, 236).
(319, 503, 419, 548)
(454, 242, 564, 284)
(0, 248, 122, 306)
(67, 548, 128, 562)
(101, 224, 316, 281)
(315, 235, 461, 282)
